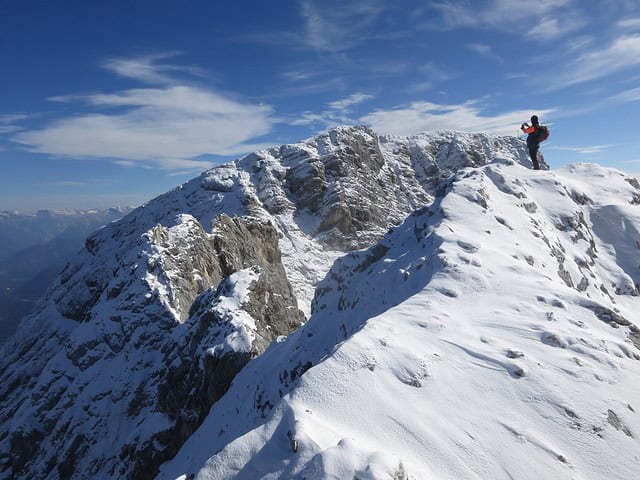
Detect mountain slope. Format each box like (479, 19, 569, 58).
(0, 125, 604, 480)
(158, 161, 640, 480)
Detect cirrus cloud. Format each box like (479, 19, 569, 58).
(12, 55, 276, 170)
(545, 34, 640, 89)
(292, 92, 374, 128)
(423, 0, 574, 31)
(360, 101, 555, 137)
(0, 113, 31, 134)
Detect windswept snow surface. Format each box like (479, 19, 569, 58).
(159, 161, 640, 480)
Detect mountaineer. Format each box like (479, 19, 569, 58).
(521, 115, 549, 170)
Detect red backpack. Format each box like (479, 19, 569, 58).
(536, 125, 550, 142)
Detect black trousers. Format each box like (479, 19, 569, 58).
(528, 145, 540, 170)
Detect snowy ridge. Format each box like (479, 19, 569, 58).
(5, 125, 632, 480)
(159, 161, 640, 480)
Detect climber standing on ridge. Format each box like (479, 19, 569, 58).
(521, 115, 549, 170)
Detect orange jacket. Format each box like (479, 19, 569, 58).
(521, 124, 536, 134)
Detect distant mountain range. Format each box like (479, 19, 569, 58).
(0, 207, 133, 341)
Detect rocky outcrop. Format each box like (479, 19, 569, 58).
(281, 127, 390, 248)
(243, 126, 530, 250)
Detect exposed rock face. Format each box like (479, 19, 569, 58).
(282, 127, 390, 248)
(236, 126, 531, 253)
(0, 125, 535, 479)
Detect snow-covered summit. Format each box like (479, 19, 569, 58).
(3, 125, 638, 480)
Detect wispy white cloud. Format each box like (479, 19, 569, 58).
(610, 86, 640, 102)
(291, 112, 327, 127)
(13, 55, 276, 169)
(424, 0, 574, 32)
(327, 93, 374, 112)
(166, 168, 207, 177)
(51, 86, 267, 117)
(101, 52, 208, 84)
(292, 92, 374, 128)
(281, 69, 316, 82)
(234, 0, 391, 53)
(467, 43, 503, 63)
(407, 63, 456, 93)
(360, 100, 555, 137)
(299, 0, 387, 52)
(49, 181, 89, 187)
(528, 16, 586, 40)
(618, 17, 640, 31)
(419, 62, 455, 82)
(0, 113, 30, 134)
(0, 114, 30, 124)
(548, 145, 612, 155)
(0, 126, 20, 134)
(364, 61, 411, 77)
(270, 76, 347, 98)
(407, 82, 435, 93)
(114, 160, 138, 168)
(564, 35, 596, 53)
(546, 34, 640, 89)
(277, 58, 407, 97)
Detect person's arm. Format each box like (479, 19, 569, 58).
(521, 123, 535, 134)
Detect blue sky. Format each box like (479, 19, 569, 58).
(2, 0, 640, 211)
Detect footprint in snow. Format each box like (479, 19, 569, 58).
(445, 340, 525, 378)
(495, 216, 514, 230)
(571, 356, 584, 367)
(536, 296, 566, 309)
(506, 349, 524, 359)
(541, 332, 568, 348)
(500, 423, 570, 465)
(458, 253, 482, 267)
(607, 409, 634, 437)
(457, 240, 479, 253)
(395, 364, 429, 388)
(437, 287, 459, 298)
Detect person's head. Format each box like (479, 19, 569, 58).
(531, 115, 539, 126)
